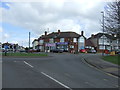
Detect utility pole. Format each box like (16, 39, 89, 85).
(29, 32, 31, 52)
(101, 11, 105, 56)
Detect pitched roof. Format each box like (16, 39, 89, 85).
(41, 31, 80, 39)
(85, 39, 95, 46)
(88, 33, 115, 40)
(32, 39, 38, 43)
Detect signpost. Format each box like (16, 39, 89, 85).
(4, 45, 9, 56)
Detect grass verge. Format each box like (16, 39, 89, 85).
(2, 52, 48, 57)
(102, 55, 120, 65)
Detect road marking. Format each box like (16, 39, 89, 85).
(41, 72, 72, 90)
(115, 85, 118, 87)
(23, 61, 34, 68)
(103, 79, 107, 81)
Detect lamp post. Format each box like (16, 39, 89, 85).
(101, 11, 105, 56)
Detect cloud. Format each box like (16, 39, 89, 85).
(1, 0, 106, 40)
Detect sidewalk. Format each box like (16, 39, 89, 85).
(80, 53, 120, 77)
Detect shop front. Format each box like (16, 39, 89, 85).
(45, 43, 56, 52)
(56, 42, 68, 52)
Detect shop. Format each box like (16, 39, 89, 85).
(56, 42, 68, 51)
(45, 43, 56, 52)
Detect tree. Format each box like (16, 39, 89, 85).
(104, 1, 120, 38)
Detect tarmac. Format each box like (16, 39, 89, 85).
(80, 53, 120, 77)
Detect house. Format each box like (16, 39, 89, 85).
(85, 33, 119, 52)
(32, 39, 39, 50)
(2, 42, 24, 52)
(33, 30, 86, 53)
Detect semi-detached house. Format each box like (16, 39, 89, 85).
(32, 30, 86, 53)
(85, 33, 120, 52)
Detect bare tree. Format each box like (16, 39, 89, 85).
(104, 1, 120, 38)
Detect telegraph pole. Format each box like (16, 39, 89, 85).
(29, 32, 31, 52)
(101, 11, 105, 56)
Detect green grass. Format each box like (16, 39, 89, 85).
(2, 52, 48, 57)
(102, 55, 120, 65)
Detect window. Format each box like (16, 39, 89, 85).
(99, 46, 105, 49)
(49, 38, 54, 43)
(73, 38, 77, 42)
(70, 45, 74, 48)
(60, 38, 64, 42)
(79, 36, 84, 43)
(39, 40, 44, 45)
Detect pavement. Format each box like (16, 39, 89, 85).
(80, 53, 120, 77)
(2, 53, 119, 88)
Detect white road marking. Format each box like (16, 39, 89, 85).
(41, 72, 72, 90)
(103, 79, 107, 81)
(23, 61, 34, 68)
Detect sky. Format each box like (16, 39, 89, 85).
(0, 0, 109, 47)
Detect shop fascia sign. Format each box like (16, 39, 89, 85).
(56, 42, 68, 45)
(45, 43, 56, 47)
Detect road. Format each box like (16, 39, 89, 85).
(2, 53, 119, 89)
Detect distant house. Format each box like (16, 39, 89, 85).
(2, 42, 24, 52)
(85, 33, 119, 52)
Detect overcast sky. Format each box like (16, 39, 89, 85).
(0, 0, 108, 47)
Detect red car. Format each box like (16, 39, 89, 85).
(80, 49, 87, 53)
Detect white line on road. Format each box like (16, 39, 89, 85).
(41, 72, 72, 90)
(23, 61, 34, 68)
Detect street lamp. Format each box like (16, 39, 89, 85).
(101, 11, 105, 56)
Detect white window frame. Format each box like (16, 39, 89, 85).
(73, 38, 77, 42)
(49, 38, 54, 43)
(39, 40, 44, 45)
(60, 38, 64, 42)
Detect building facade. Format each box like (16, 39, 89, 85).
(85, 33, 119, 52)
(2, 42, 24, 52)
(32, 30, 86, 53)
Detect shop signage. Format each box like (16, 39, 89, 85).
(56, 42, 68, 45)
(45, 43, 56, 47)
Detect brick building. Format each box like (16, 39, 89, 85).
(85, 33, 120, 52)
(32, 30, 86, 53)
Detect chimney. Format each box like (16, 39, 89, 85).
(91, 34, 94, 37)
(58, 30, 60, 34)
(81, 31, 84, 36)
(45, 31, 47, 36)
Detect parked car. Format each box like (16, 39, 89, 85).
(19, 50, 26, 52)
(114, 50, 120, 54)
(52, 49, 63, 53)
(80, 49, 87, 53)
(87, 49, 96, 54)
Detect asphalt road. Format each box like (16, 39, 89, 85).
(2, 53, 119, 89)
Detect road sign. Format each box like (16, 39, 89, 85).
(4, 45, 9, 49)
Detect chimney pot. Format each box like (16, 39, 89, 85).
(91, 34, 94, 37)
(81, 31, 84, 36)
(58, 30, 60, 34)
(45, 31, 47, 36)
